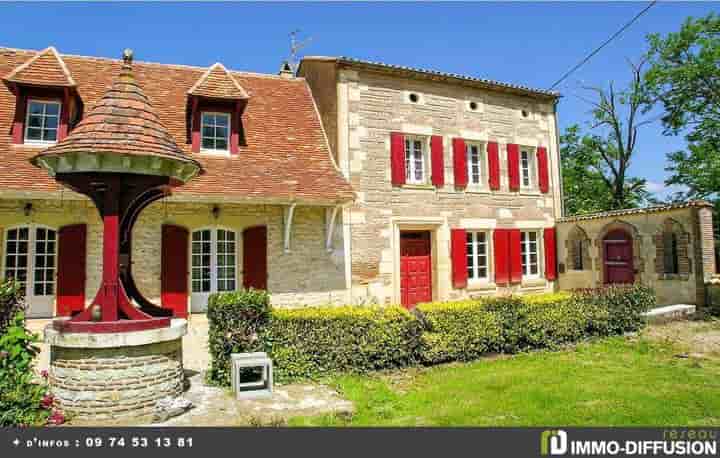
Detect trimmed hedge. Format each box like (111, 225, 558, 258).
(206, 289, 270, 385)
(264, 305, 422, 380)
(207, 285, 655, 383)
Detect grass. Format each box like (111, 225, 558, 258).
(289, 327, 720, 426)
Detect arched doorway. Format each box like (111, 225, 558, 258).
(603, 229, 634, 284)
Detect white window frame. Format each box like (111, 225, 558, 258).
(520, 230, 542, 280)
(520, 147, 536, 190)
(2, 225, 57, 298)
(200, 111, 231, 154)
(404, 135, 428, 185)
(24, 99, 62, 145)
(190, 227, 238, 294)
(466, 230, 491, 283)
(466, 141, 487, 188)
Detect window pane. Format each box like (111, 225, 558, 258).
(45, 103, 60, 116)
(45, 116, 58, 129)
(202, 138, 214, 149)
(215, 114, 229, 127)
(43, 129, 57, 141)
(26, 128, 42, 140)
(215, 138, 228, 150)
(28, 116, 42, 128)
(29, 102, 44, 115)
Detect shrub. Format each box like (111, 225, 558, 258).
(0, 281, 55, 426)
(206, 289, 270, 386)
(207, 286, 655, 381)
(417, 300, 503, 364)
(265, 305, 423, 380)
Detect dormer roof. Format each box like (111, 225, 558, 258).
(3, 46, 76, 87)
(32, 51, 202, 183)
(188, 62, 249, 100)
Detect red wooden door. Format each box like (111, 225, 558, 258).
(161, 224, 189, 317)
(57, 224, 86, 317)
(603, 229, 634, 284)
(400, 232, 432, 308)
(243, 226, 267, 290)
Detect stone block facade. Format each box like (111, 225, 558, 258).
(0, 197, 348, 317)
(301, 60, 562, 304)
(556, 203, 717, 307)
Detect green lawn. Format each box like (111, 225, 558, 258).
(289, 328, 720, 426)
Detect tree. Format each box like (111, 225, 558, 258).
(561, 60, 653, 215)
(644, 13, 720, 203)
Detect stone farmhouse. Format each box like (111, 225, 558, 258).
(0, 46, 715, 318)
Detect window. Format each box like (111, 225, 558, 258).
(191, 228, 236, 294)
(663, 232, 679, 274)
(520, 231, 540, 278)
(520, 149, 533, 188)
(466, 231, 489, 281)
(25, 100, 61, 144)
(572, 239, 584, 270)
(466, 143, 484, 186)
(404, 136, 426, 184)
(201, 112, 230, 152)
(3, 226, 56, 297)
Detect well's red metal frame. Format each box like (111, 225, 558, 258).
(52, 173, 182, 333)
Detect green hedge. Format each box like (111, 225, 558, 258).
(207, 285, 655, 383)
(264, 305, 422, 380)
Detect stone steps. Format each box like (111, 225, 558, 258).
(643, 304, 696, 324)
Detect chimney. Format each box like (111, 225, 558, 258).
(278, 61, 293, 78)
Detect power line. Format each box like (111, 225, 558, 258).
(549, 0, 658, 91)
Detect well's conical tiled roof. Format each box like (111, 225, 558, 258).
(32, 50, 202, 179)
(188, 62, 249, 100)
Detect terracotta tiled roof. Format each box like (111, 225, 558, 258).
(188, 62, 249, 100)
(557, 200, 714, 223)
(33, 53, 200, 168)
(0, 47, 353, 205)
(3, 47, 75, 87)
(299, 56, 560, 100)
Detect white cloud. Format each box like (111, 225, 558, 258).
(646, 181, 688, 197)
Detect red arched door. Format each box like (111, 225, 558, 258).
(603, 229, 634, 284)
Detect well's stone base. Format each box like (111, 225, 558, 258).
(46, 319, 187, 422)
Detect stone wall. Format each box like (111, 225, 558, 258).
(0, 197, 348, 316)
(556, 203, 716, 306)
(317, 67, 562, 304)
(49, 338, 183, 421)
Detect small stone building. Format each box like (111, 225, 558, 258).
(556, 201, 717, 306)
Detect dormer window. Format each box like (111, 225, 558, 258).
(25, 100, 61, 144)
(201, 112, 230, 153)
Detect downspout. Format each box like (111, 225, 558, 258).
(553, 97, 566, 218)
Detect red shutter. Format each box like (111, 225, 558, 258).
(507, 143, 520, 191)
(487, 141, 500, 190)
(161, 224, 189, 318)
(494, 229, 509, 285)
(230, 101, 241, 155)
(537, 146, 549, 193)
(190, 97, 201, 153)
(243, 226, 268, 290)
(11, 92, 26, 144)
(453, 138, 468, 188)
(390, 132, 406, 186)
(57, 224, 86, 317)
(509, 229, 522, 283)
(58, 89, 70, 141)
(451, 228, 468, 289)
(544, 227, 557, 280)
(430, 135, 444, 187)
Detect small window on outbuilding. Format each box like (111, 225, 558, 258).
(25, 100, 61, 144)
(566, 226, 590, 271)
(654, 219, 690, 279)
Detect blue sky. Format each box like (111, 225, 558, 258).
(0, 2, 713, 198)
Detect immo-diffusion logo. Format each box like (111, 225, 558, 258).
(541, 430, 568, 456)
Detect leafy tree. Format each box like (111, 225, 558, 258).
(561, 60, 653, 215)
(645, 13, 720, 203)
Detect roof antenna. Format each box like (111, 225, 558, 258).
(289, 29, 312, 73)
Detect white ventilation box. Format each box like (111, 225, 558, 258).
(231, 352, 273, 399)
